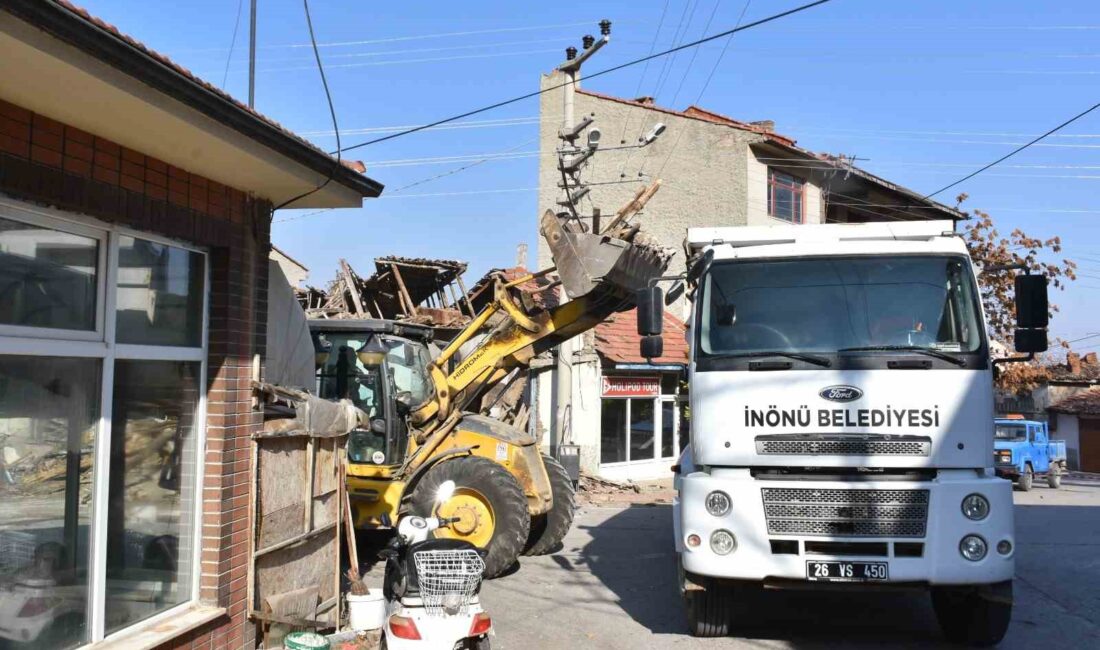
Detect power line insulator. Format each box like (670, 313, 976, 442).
(582, 35, 595, 49)
(600, 19, 612, 36)
(565, 46, 577, 61)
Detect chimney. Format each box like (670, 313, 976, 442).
(1084, 352, 1098, 366)
(516, 242, 528, 269)
(1067, 352, 1083, 376)
(750, 120, 775, 133)
(633, 96, 655, 105)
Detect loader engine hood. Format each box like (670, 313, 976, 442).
(690, 369, 995, 469)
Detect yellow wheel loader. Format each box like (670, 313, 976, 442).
(310, 211, 671, 577)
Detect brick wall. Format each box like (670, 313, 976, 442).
(0, 97, 267, 649)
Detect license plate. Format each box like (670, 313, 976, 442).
(806, 560, 888, 582)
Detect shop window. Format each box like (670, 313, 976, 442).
(0, 200, 207, 645)
(630, 400, 656, 461)
(600, 399, 627, 464)
(661, 401, 676, 458)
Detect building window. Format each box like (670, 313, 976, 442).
(0, 199, 207, 646)
(768, 168, 804, 223)
(600, 373, 682, 466)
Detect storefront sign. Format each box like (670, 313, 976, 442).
(602, 375, 660, 398)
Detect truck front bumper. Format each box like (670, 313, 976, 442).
(677, 469, 1015, 587)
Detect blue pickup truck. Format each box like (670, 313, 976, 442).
(994, 418, 1068, 491)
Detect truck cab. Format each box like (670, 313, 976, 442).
(643, 220, 1049, 646)
(994, 418, 1067, 490)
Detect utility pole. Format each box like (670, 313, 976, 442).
(248, 0, 257, 108)
(551, 20, 610, 458)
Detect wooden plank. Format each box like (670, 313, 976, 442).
(339, 259, 366, 316)
(455, 274, 476, 318)
(390, 262, 418, 316)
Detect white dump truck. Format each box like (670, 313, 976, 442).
(634, 220, 1049, 646)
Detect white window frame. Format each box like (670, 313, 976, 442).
(0, 197, 210, 646)
(601, 394, 681, 468)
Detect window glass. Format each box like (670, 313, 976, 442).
(767, 169, 804, 223)
(105, 360, 199, 633)
(994, 424, 1026, 441)
(0, 355, 99, 649)
(600, 399, 627, 464)
(630, 399, 655, 461)
(116, 237, 204, 347)
(661, 401, 676, 459)
(0, 216, 98, 331)
(384, 338, 433, 407)
(700, 256, 984, 356)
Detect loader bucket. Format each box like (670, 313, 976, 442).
(540, 210, 670, 302)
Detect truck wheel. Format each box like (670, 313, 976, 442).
(931, 581, 1012, 647)
(686, 581, 731, 637)
(411, 456, 530, 579)
(523, 454, 576, 556)
(1047, 464, 1062, 489)
(1016, 465, 1033, 492)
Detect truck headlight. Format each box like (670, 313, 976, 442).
(961, 494, 990, 521)
(705, 491, 731, 517)
(959, 535, 987, 562)
(710, 530, 737, 555)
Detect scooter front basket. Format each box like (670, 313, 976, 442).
(412, 548, 485, 617)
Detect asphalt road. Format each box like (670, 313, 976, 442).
(482, 476, 1100, 649)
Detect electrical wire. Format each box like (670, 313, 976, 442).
(922, 100, 1100, 199)
(273, 0, 342, 211)
(654, 0, 753, 179)
(614, 0, 671, 180)
(388, 137, 539, 193)
(220, 0, 245, 89)
(335, 0, 835, 154)
(651, 0, 702, 104)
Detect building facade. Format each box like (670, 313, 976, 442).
(533, 70, 964, 481)
(0, 2, 379, 648)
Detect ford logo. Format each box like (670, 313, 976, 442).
(819, 385, 863, 402)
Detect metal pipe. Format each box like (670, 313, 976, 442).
(248, 0, 257, 108)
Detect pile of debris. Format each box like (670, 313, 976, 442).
(300, 256, 476, 334)
(577, 471, 674, 505)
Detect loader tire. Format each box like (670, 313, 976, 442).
(523, 454, 576, 556)
(411, 456, 530, 579)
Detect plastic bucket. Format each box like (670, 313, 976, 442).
(347, 592, 387, 631)
(285, 631, 330, 650)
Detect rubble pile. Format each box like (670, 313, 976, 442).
(300, 256, 476, 334)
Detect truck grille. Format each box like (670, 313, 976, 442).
(761, 488, 929, 538)
(755, 435, 931, 456)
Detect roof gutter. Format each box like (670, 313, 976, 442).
(4, 0, 382, 199)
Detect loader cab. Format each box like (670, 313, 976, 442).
(308, 319, 434, 467)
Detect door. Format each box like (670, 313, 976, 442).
(1081, 418, 1100, 473)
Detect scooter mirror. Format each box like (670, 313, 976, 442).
(436, 480, 457, 505)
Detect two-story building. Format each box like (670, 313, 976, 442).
(533, 70, 965, 480)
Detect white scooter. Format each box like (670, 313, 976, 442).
(380, 480, 493, 650)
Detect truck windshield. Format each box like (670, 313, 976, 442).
(699, 255, 983, 360)
(994, 424, 1027, 441)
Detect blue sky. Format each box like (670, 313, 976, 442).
(82, 0, 1100, 348)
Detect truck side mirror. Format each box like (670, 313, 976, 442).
(636, 286, 664, 336)
(1014, 274, 1048, 353)
(641, 335, 664, 359)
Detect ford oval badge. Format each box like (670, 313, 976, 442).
(819, 385, 863, 402)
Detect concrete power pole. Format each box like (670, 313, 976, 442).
(550, 20, 610, 458)
(248, 0, 257, 108)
